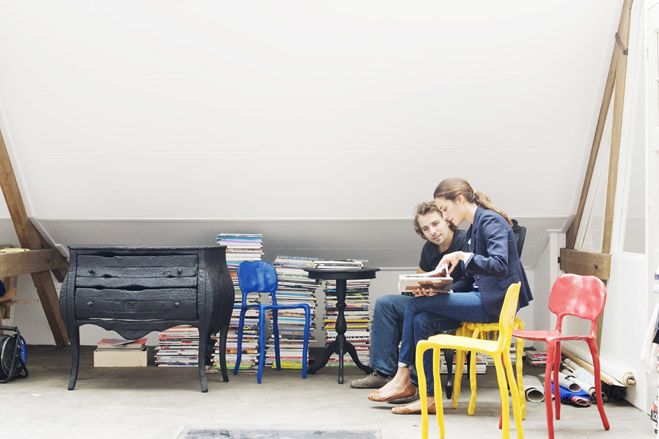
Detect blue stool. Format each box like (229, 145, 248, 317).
(233, 260, 311, 383)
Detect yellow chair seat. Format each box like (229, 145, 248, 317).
(427, 334, 499, 355)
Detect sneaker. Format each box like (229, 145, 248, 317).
(350, 372, 391, 389)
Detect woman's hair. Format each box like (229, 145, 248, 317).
(432, 178, 512, 225)
(413, 201, 457, 238)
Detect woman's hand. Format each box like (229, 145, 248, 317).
(437, 251, 465, 276)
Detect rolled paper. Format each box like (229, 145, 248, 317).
(523, 375, 545, 402)
(558, 371, 582, 392)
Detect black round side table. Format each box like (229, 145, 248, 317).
(304, 266, 379, 384)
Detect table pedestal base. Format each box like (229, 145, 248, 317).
(309, 335, 372, 384)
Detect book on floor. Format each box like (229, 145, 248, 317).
(96, 338, 147, 350)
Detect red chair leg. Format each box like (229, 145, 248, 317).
(587, 338, 611, 430)
(544, 342, 556, 439)
(553, 341, 561, 420)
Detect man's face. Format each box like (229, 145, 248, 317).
(417, 211, 451, 246)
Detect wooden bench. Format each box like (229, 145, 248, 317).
(59, 246, 234, 392)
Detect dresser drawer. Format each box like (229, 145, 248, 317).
(74, 288, 197, 320)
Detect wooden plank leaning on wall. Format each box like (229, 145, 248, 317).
(560, 0, 633, 352)
(0, 128, 69, 346)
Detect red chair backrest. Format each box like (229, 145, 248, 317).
(548, 274, 607, 333)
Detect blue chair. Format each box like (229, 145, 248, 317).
(233, 260, 311, 383)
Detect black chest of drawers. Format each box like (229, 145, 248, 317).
(59, 246, 234, 392)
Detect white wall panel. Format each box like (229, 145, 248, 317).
(15, 148, 578, 219)
(0, 0, 623, 223)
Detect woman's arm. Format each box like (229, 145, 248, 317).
(464, 213, 509, 277)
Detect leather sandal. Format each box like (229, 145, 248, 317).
(367, 387, 417, 403)
(391, 403, 436, 415)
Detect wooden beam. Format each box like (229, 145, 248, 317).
(566, 0, 633, 249)
(0, 128, 69, 346)
(602, 0, 633, 254)
(0, 249, 68, 278)
(30, 271, 68, 346)
(0, 276, 17, 303)
(559, 248, 611, 281)
(566, 45, 618, 249)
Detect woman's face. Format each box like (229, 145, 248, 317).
(434, 196, 464, 228)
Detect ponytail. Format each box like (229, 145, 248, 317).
(433, 178, 512, 226)
(473, 191, 512, 226)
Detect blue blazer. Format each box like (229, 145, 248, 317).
(463, 207, 533, 320)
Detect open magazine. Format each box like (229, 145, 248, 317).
(398, 271, 453, 295)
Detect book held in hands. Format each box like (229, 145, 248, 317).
(398, 273, 453, 295)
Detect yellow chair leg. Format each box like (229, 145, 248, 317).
(433, 347, 445, 439)
(417, 343, 431, 439)
(452, 349, 465, 409)
(493, 356, 511, 439)
(504, 352, 525, 439)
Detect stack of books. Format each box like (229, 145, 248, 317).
(266, 255, 319, 369)
(155, 325, 199, 367)
(316, 259, 371, 367)
(214, 233, 264, 373)
(94, 338, 147, 367)
(525, 350, 548, 366)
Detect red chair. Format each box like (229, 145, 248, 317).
(512, 274, 610, 439)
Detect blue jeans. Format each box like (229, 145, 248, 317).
(399, 292, 491, 395)
(370, 294, 482, 395)
(369, 294, 410, 377)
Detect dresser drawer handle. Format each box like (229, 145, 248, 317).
(87, 301, 94, 307)
(88, 269, 95, 275)
(174, 302, 181, 308)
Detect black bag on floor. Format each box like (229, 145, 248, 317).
(0, 326, 28, 383)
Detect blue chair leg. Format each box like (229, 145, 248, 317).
(257, 306, 267, 384)
(273, 308, 281, 370)
(233, 306, 247, 375)
(301, 304, 310, 379)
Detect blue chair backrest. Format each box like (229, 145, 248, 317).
(237, 261, 279, 305)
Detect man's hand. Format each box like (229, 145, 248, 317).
(437, 251, 465, 276)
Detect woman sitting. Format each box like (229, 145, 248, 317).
(367, 177, 533, 414)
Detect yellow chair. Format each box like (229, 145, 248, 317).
(416, 283, 524, 439)
(453, 317, 526, 418)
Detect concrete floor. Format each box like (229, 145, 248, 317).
(2, 346, 652, 439)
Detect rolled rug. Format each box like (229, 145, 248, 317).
(523, 375, 545, 402)
(551, 383, 591, 407)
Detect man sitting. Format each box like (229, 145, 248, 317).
(350, 201, 472, 393)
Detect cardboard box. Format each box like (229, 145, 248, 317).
(94, 349, 147, 367)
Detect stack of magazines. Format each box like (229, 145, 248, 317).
(266, 255, 319, 369)
(214, 233, 264, 373)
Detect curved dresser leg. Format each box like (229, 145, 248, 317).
(68, 326, 80, 390)
(198, 326, 209, 393)
(219, 326, 229, 382)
